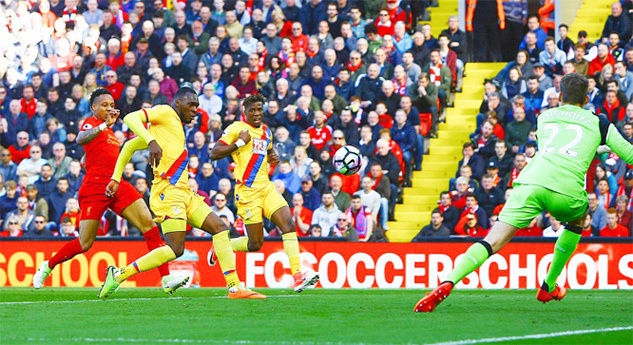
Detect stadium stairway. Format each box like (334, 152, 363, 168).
(386, 63, 505, 243)
(420, 0, 457, 37)
(569, 0, 612, 42)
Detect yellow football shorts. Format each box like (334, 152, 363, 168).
(150, 181, 212, 232)
(235, 181, 288, 225)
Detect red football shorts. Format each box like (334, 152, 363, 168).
(78, 180, 142, 221)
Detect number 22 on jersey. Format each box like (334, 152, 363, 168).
(541, 123, 583, 158)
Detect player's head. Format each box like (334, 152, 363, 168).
(90, 88, 115, 121)
(172, 87, 199, 124)
(560, 73, 589, 106)
(243, 94, 265, 127)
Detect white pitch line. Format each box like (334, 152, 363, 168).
(9, 326, 633, 345)
(428, 326, 633, 345)
(0, 294, 299, 305)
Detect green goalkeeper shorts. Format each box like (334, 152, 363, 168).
(499, 183, 588, 229)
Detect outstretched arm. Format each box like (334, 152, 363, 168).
(602, 117, 633, 164)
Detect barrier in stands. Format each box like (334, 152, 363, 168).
(1, 240, 632, 289)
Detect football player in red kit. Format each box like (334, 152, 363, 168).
(33, 88, 188, 293)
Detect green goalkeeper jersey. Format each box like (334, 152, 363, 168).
(515, 104, 633, 198)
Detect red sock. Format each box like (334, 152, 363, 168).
(48, 238, 84, 269)
(143, 226, 170, 278)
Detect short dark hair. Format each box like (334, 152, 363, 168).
(243, 93, 265, 110)
(364, 23, 377, 35)
(463, 142, 475, 150)
(559, 24, 569, 30)
(560, 73, 588, 105)
(544, 36, 555, 44)
(90, 88, 112, 106)
(173, 86, 197, 101)
(351, 194, 362, 201)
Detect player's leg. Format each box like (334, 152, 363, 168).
(270, 204, 320, 292)
(271, 205, 300, 275)
(120, 198, 189, 294)
(120, 198, 170, 278)
(33, 219, 100, 289)
(193, 206, 266, 299)
(538, 194, 588, 302)
(226, 185, 264, 252)
(414, 184, 541, 312)
(98, 218, 186, 298)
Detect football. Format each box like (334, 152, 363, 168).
(333, 145, 361, 175)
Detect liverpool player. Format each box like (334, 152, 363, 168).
(33, 89, 189, 294)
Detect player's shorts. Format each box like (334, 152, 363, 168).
(235, 181, 288, 225)
(78, 180, 142, 221)
(149, 181, 211, 232)
(499, 183, 588, 229)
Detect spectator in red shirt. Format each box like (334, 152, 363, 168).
(601, 208, 630, 237)
(20, 86, 37, 119)
(104, 71, 125, 102)
(292, 193, 313, 237)
(60, 197, 81, 231)
(8, 131, 31, 164)
(231, 66, 257, 98)
(375, 9, 394, 37)
(105, 38, 125, 71)
(588, 43, 616, 76)
(514, 217, 544, 237)
(578, 213, 595, 237)
(308, 111, 333, 151)
(598, 90, 626, 124)
(455, 212, 487, 237)
(1, 215, 23, 237)
(291, 22, 309, 52)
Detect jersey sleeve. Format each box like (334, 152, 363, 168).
(602, 116, 633, 164)
(218, 124, 238, 145)
(143, 105, 168, 126)
(80, 117, 97, 132)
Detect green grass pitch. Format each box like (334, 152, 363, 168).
(1, 288, 631, 345)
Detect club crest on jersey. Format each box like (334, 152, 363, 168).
(252, 138, 266, 154)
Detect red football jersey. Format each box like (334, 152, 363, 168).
(80, 116, 121, 184)
(308, 125, 332, 151)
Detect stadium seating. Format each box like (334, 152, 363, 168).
(420, 0, 457, 37)
(387, 63, 505, 242)
(569, 0, 612, 41)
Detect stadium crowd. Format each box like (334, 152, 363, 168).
(0, 0, 630, 241)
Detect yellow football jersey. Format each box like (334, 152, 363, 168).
(218, 121, 272, 187)
(142, 105, 189, 189)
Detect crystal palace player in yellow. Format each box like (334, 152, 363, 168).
(98, 87, 265, 299)
(210, 94, 320, 292)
